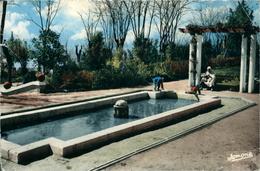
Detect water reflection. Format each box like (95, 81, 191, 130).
(3, 98, 195, 145)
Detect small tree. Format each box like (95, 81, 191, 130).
(81, 32, 112, 70)
(1, 42, 13, 82)
(31, 29, 69, 72)
(132, 34, 158, 64)
(7, 32, 29, 82)
(98, 0, 131, 49)
(226, 0, 254, 56)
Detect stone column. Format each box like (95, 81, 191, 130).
(188, 36, 196, 87)
(239, 34, 248, 93)
(248, 34, 256, 93)
(195, 34, 202, 86)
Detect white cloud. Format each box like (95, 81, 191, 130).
(70, 29, 86, 40)
(4, 12, 35, 40)
(125, 31, 135, 45)
(12, 21, 35, 40)
(50, 24, 64, 33)
(253, 7, 260, 26)
(60, 0, 96, 18)
(175, 31, 190, 44)
(51, 0, 97, 39)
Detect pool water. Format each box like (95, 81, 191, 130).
(2, 98, 195, 145)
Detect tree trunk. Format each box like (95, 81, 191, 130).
(0, 1, 7, 43)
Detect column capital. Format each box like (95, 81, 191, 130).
(250, 34, 257, 39)
(195, 34, 203, 43)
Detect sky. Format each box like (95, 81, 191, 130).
(3, 0, 260, 55)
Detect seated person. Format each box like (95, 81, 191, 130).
(152, 76, 164, 91)
(201, 66, 216, 90)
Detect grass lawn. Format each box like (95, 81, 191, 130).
(214, 66, 240, 91)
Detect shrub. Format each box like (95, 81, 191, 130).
(60, 70, 94, 90)
(23, 71, 37, 83)
(149, 59, 189, 81)
(92, 62, 148, 90)
(173, 61, 188, 79)
(92, 66, 118, 89)
(209, 56, 240, 67)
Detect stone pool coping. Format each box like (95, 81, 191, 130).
(1, 81, 46, 96)
(1, 91, 221, 164)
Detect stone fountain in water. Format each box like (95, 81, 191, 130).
(113, 100, 129, 118)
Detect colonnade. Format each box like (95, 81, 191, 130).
(188, 33, 257, 93)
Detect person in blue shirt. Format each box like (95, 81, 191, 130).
(152, 76, 164, 91)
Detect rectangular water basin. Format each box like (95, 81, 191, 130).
(0, 91, 221, 164)
(2, 98, 195, 145)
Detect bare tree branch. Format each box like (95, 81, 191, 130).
(30, 0, 61, 32)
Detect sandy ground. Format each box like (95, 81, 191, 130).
(0, 80, 259, 171)
(103, 82, 259, 171)
(104, 92, 259, 171)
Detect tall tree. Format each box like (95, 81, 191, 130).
(78, 11, 99, 48)
(125, 0, 154, 39)
(99, 0, 131, 49)
(132, 35, 158, 64)
(95, 1, 114, 51)
(191, 5, 229, 46)
(30, 0, 61, 32)
(32, 29, 68, 72)
(77, 11, 99, 64)
(30, 0, 62, 72)
(81, 32, 112, 70)
(226, 0, 254, 56)
(154, 0, 191, 56)
(7, 32, 29, 82)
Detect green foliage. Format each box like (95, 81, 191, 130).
(50, 59, 80, 88)
(59, 70, 94, 90)
(201, 40, 213, 70)
(7, 32, 29, 82)
(1, 43, 13, 82)
(226, 0, 254, 56)
(130, 57, 151, 82)
(81, 32, 112, 70)
(23, 71, 37, 83)
(110, 47, 124, 69)
(92, 66, 117, 89)
(149, 58, 189, 81)
(92, 60, 148, 89)
(132, 35, 159, 63)
(31, 29, 69, 72)
(227, 0, 253, 27)
(214, 66, 240, 91)
(214, 66, 240, 78)
(165, 43, 189, 60)
(209, 56, 240, 68)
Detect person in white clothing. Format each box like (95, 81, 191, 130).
(201, 66, 216, 90)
